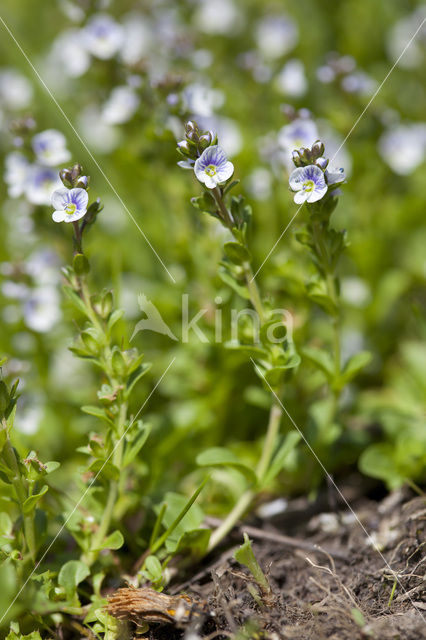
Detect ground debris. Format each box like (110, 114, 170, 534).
(111, 490, 426, 639)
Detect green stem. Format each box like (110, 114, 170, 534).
(212, 186, 235, 228)
(255, 402, 283, 483)
(208, 488, 254, 551)
(242, 261, 265, 324)
(2, 434, 36, 562)
(83, 402, 127, 566)
(208, 401, 283, 552)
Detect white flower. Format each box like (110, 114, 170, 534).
(341, 71, 377, 96)
(23, 287, 61, 333)
(78, 105, 121, 153)
(83, 13, 124, 60)
(386, 8, 426, 69)
(197, 116, 242, 157)
(102, 86, 140, 124)
(26, 166, 63, 205)
(289, 165, 328, 204)
(120, 13, 153, 65)
(4, 152, 30, 198)
(194, 145, 234, 189)
(0, 68, 33, 109)
(184, 83, 224, 118)
(255, 15, 298, 59)
(246, 168, 272, 201)
(275, 59, 307, 97)
(51, 187, 88, 223)
(32, 129, 71, 167)
(278, 118, 319, 170)
(50, 29, 90, 78)
(325, 166, 346, 186)
(378, 123, 426, 175)
(194, 0, 242, 35)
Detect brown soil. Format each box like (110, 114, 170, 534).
(138, 486, 426, 640)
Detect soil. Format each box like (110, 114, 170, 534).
(134, 484, 426, 640)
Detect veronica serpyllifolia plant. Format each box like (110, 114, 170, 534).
(289, 140, 371, 439)
(177, 121, 301, 551)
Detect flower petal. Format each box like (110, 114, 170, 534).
(216, 160, 234, 182)
(52, 209, 66, 222)
(289, 167, 306, 190)
(69, 187, 89, 212)
(51, 187, 70, 210)
(64, 209, 87, 223)
(294, 191, 308, 204)
(203, 175, 217, 189)
(307, 184, 328, 202)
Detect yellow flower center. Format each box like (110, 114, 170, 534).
(303, 179, 315, 193)
(65, 202, 77, 215)
(205, 164, 217, 177)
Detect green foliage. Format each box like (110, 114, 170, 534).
(234, 534, 271, 596)
(0, 0, 424, 636)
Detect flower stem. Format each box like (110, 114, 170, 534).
(208, 488, 254, 551)
(1, 431, 37, 562)
(208, 399, 283, 552)
(255, 402, 283, 483)
(212, 186, 235, 228)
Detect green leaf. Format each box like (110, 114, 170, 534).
(234, 534, 270, 593)
(263, 358, 301, 388)
(125, 363, 151, 397)
(306, 279, 338, 315)
(196, 447, 257, 483)
(6, 628, 42, 640)
(0, 512, 12, 538)
(58, 560, 90, 599)
(94, 530, 124, 551)
(174, 528, 211, 558)
(262, 432, 301, 486)
(191, 192, 217, 215)
(340, 351, 372, 385)
(73, 253, 90, 275)
(123, 422, 151, 467)
(81, 405, 115, 427)
(152, 478, 208, 554)
(63, 286, 89, 317)
(223, 241, 251, 265)
(351, 608, 366, 628)
(22, 485, 48, 515)
(88, 459, 120, 481)
(225, 340, 268, 359)
(107, 309, 125, 332)
(142, 555, 163, 583)
(45, 461, 60, 474)
(358, 444, 405, 489)
(301, 346, 335, 380)
(218, 268, 250, 300)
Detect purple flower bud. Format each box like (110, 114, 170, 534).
(315, 157, 329, 170)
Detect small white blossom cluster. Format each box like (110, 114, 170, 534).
(1, 249, 62, 334)
(4, 129, 71, 205)
(316, 53, 377, 97)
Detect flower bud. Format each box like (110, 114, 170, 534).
(59, 168, 73, 188)
(177, 140, 190, 155)
(75, 175, 90, 189)
(315, 157, 329, 170)
(311, 140, 325, 158)
(292, 150, 303, 167)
